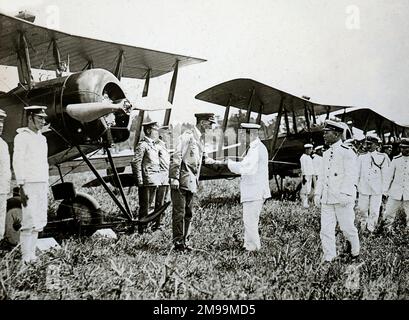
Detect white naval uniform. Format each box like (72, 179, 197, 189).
(383, 154, 409, 229)
(228, 138, 271, 251)
(315, 140, 359, 262)
(300, 153, 314, 208)
(356, 151, 389, 232)
(0, 137, 11, 240)
(13, 128, 49, 262)
(312, 154, 323, 207)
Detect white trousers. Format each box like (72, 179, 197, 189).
(20, 229, 39, 263)
(0, 194, 6, 240)
(383, 198, 409, 229)
(242, 200, 264, 251)
(320, 203, 360, 262)
(357, 194, 382, 232)
(20, 182, 48, 263)
(300, 175, 313, 208)
(21, 182, 48, 231)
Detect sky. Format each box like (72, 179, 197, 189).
(0, 0, 409, 125)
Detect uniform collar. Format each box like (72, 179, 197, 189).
(250, 137, 260, 148)
(16, 127, 42, 135)
(330, 139, 342, 149)
(194, 126, 202, 140)
(144, 136, 154, 144)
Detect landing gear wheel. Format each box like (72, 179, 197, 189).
(56, 192, 102, 233)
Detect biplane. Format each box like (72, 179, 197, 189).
(0, 11, 205, 236)
(194, 78, 354, 189)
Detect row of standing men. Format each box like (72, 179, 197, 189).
(300, 120, 409, 263)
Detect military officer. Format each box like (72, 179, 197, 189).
(300, 144, 314, 208)
(13, 106, 49, 263)
(227, 123, 271, 251)
(356, 135, 389, 233)
(382, 138, 409, 231)
(131, 121, 161, 234)
(0, 109, 11, 241)
(312, 145, 323, 207)
(315, 120, 360, 263)
(169, 113, 221, 251)
(152, 125, 171, 231)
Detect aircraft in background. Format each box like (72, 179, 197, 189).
(0, 11, 206, 236)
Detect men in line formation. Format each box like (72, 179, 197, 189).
(300, 120, 409, 263)
(0, 106, 49, 264)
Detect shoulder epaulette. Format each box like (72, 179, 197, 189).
(341, 145, 350, 150)
(393, 155, 402, 159)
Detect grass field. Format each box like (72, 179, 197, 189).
(0, 177, 408, 300)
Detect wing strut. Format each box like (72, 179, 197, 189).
(105, 147, 133, 220)
(292, 110, 298, 134)
(256, 105, 263, 124)
(284, 109, 290, 135)
(270, 96, 284, 158)
(113, 50, 124, 80)
(16, 32, 33, 88)
(245, 88, 256, 123)
(142, 69, 151, 97)
(168, 60, 179, 104)
(76, 146, 133, 221)
(218, 94, 232, 156)
(304, 103, 310, 130)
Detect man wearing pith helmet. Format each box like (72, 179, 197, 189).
(0, 108, 11, 242)
(227, 123, 271, 251)
(13, 105, 49, 263)
(356, 134, 389, 233)
(315, 120, 360, 263)
(131, 121, 161, 234)
(382, 137, 409, 232)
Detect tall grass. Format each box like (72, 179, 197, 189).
(0, 177, 407, 300)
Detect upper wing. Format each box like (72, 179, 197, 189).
(195, 78, 350, 115)
(0, 12, 206, 78)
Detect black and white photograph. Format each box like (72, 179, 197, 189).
(0, 0, 408, 304)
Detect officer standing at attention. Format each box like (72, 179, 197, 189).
(131, 121, 160, 234)
(227, 123, 271, 251)
(382, 138, 409, 232)
(169, 113, 221, 252)
(152, 125, 171, 231)
(315, 120, 360, 263)
(300, 144, 314, 208)
(13, 106, 49, 263)
(0, 109, 11, 241)
(312, 145, 324, 207)
(356, 135, 389, 233)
